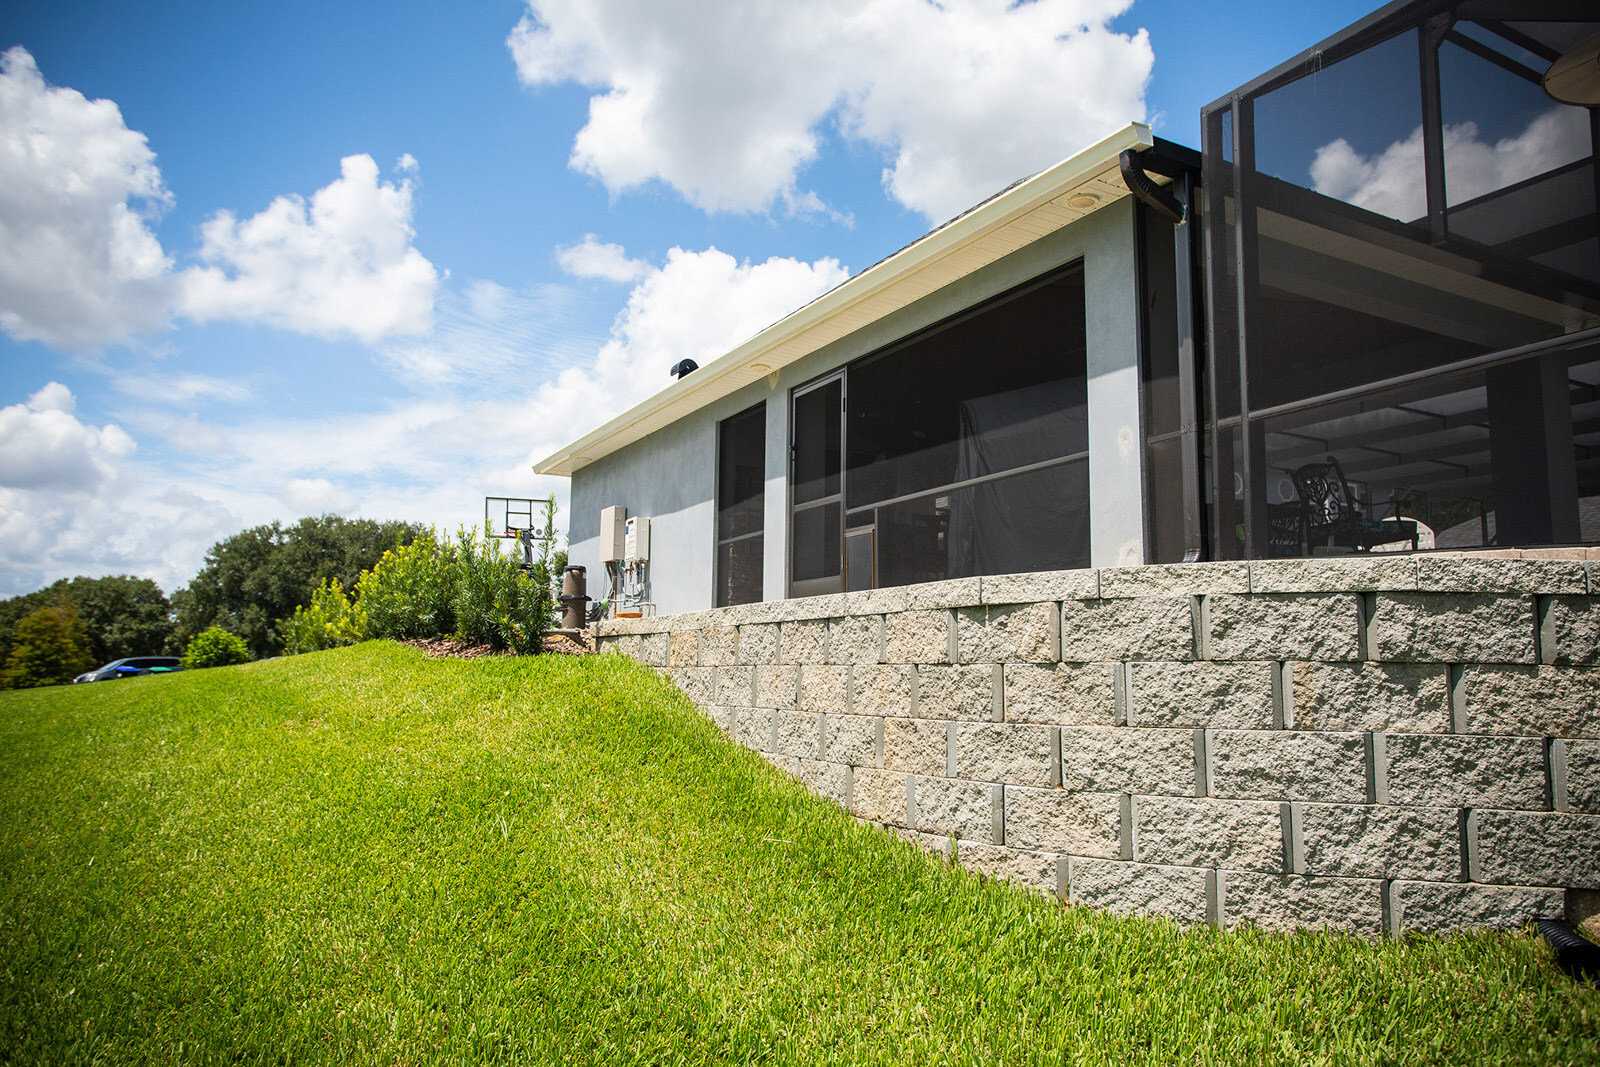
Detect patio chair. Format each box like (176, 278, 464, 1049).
(1287, 455, 1420, 554)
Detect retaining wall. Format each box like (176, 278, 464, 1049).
(595, 555, 1600, 937)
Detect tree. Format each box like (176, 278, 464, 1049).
(171, 515, 425, 659)
(1, 603, 95, 689)
(0, 575, 173, 668)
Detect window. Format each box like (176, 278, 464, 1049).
(715, 402, 765, 607)
(789, 265, 1090, 594)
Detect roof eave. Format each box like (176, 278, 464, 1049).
(535, 121, 1156, 478)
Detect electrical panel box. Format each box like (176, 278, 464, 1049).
(599, 505, 627, 563)
(624, 516, 650, 562)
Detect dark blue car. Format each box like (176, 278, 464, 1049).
(74, 657, 183, 683)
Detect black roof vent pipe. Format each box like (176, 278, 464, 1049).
(1119, 149, 1186, 226)
(670, 358, 698, 380)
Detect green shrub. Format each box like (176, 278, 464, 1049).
(451, 525, 549, 654)
(181, 626, 249, 669)
(1, 603, 94, 689)
(356, 532, 456, 640)
(279, 579, 367, 655)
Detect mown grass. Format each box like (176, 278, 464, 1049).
(0, 642, 1594, 1065)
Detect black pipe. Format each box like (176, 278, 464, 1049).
(1119, 149, 1186, 226)
(1537, 920, 1600, 983)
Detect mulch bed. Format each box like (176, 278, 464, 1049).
(403, 632, 595, 660)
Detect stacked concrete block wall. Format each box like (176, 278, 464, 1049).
(595, 555, 1600, 937)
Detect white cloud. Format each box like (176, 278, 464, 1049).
(557, 234, 650, 283)
(508, 0, 1151, 222)
(280, 477, 354, 514)
(177, 154, 440, 343)
(113, 373, 253, 405)
(0, 46, 173, 349)
(0, 48, 443, 355)
(1311, 106, 1590, 222)
(0, 382, 135, 491)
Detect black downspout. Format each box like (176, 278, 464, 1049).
(1122, 148, 1207, 562)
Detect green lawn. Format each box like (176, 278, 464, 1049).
(0, 642, 1595, 1065)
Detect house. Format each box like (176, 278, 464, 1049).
(537, 0, 1600, 936)
(541, 0, 1598, 613)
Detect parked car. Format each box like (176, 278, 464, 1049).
(74, 657, 183, 683)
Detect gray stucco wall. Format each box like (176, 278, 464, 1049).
(569, 199, 1146, 615)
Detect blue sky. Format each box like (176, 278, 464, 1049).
(0, 0, 1377, 597)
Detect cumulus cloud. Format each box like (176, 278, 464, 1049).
(0, 46, 173, 349)
(177, 154, 440, 343)
(0, 382, 135, 492)
(280, 477, 354, 514)
(507, 0, 1152, 221)
(557, 234, 650, 283)
(1311, 105, 1590, 222)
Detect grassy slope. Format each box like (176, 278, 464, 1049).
(0, 643, 1595, 1065)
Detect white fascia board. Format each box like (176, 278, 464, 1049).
(535, 122, 1155, 477)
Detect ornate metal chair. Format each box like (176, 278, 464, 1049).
(1287, 455, 1420, 554)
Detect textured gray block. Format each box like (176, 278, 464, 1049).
(705, 704, 736, 733)
(1545, 596, 1600, 666)
(760, 751, 800, 776)
(882, 718, 945, 777)
(981, 569, 1100, 604)
(1002, 786, 1121, 857)
(1247, 557, 1417, 593)
(1458, 665, 1600, 737)
(916, 664, 996, 720)
(1100, 561, 1250, 598)
(738, 623, 779, 665)
(953, 722, 1057, 787)
(882, 609, 952, 664)
(1568, 739, 1600, 815)
(1385, 734, 1547, 808)
(1060, 727, 1196, 795)
(901, 577, 982, 610)
(821, 714, 879, 767)
(731, 706, 771, 752)
(1004, 662, 1118, 725)
(1475, 810, 1600, 888)
(1393, 881, 1565, 933)
(1208, 731, 1367, 803)
(828, 615, 883, 665)
(1207, 594, 1361, 662)
(851, 768, 908, 827)
(635, 631, 670, 666)
(1415, 557, 1587, 594)
(1134, 796, 1283, 873)
(779, 620, 828, 663)
(754, 665, 799, 709)
(1290, 661, 1451, 734)
(957, 603, 1060, 663)
(698, 626, 739, 666)
(1128, 661, 1274, 729)
(771, 709, 821, 759)
(1224, 873, 1385, 935)
(668, 630, 698, 667)
(1370, 593, 1536, 664)
(714, 666, 755, 708)
(1061, 596, 1194, 661)
(796, 759, 852, 807)
(797, 665, 850, 716)
(669, 666, 715, 706)
(1066, 858, 1211, 926)
(852, 664, 914, 718)
(956, 842, 1058, 895)
(1300, 803, 1462, 880)
(911, 777, 996, 840)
